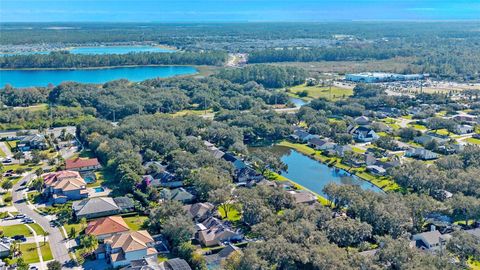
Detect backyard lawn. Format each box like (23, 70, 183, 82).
(63, 222, 85, 238)
(289, 83, 353, 100)
(124, 215, 148, 231)
(218, 204, 241, 222)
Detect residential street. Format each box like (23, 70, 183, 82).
(12, 173, 77, 269)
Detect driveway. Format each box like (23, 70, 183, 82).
(12, 173, 77, 269)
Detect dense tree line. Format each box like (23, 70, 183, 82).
(248, 47, 411, 63)
(0, 50, 227, 68)
(217, 65, 307, 88)
(0, 85, 51, 106)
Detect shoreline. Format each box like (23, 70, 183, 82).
(0, 64, 213, 71)
(277, 141, 399, 192)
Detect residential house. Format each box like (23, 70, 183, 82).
(0, 241, 10, 258)
(366, 165, 387, 176)
(204, 141, 225, 159)
(144, 171, 183, 188)
(307, 138, 336, 151)
(222, 153, 246, 171)
(65, 158, 101, 172)
(288, 190, 317, 205)
(205, 244, 241, 269)
(452, 114, 478, 124)
(405, 148, 439, 160)
(196, 217, 243, 247)
(354, 116, 371, 126)
(414, 135, 449, 146)
(348, 126, 379, 142)
(333, 145, 352, 157)
(86, 216, 130, 241)
(455, 124, 474, 135)
(73, 196, 134, 219)
(161, 188, 194, 204)
(290, 128, 316, 142)
(17, 134, 48, 151)
(236, 167, 264, 184)
(43, 171, 88, 204)
(121, 256, 161, 270)
(102, 230, 157, 268)
(412, 230, 451, 252)
(183, 202, 214, 222)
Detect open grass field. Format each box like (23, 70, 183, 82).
(13, 103, 48, 112)
(289, 83, 353, 100)
(124, 215, 148, 231)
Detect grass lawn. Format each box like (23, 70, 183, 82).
(0, 224, 35, 237)
(14, 103, 48, 112)
(40, 242, 53, 261)
(408, 123, 428, 131)
(433, 129, 451, 136)
(19, 243, 41, 264)
(171, 109, 213, 117)
(0, 147, 5, 157)
(289, 83, 353, 100)
(271, 172, 331, 206)
(64, 223, 85, 238)
(28, 223, 46, 236)
(466, 137, 480, 145)
(6, 141, 18, 151)
(123, 215, 148, 231)
(351, 146, 366, 154)
(469, 259, 480, 270)
(218, 204, 241, 222)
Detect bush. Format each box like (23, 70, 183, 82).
(3, 195, 12, 203)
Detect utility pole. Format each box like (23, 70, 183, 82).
(113, 110, 116, 122)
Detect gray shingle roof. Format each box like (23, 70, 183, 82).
(73, 197, 120, 216)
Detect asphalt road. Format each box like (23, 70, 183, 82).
(12, 173, 75, 269)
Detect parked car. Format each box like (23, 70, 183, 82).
(23, 218, 35, 224)
(12, 235, 26, 242)
(15, 214, 26, 219)
(2, 158, 12, 164)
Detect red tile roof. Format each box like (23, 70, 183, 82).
(65, 158, 100, 170)
(86, 216, 130, 237)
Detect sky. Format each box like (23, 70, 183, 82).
(1, 0, 480, 22)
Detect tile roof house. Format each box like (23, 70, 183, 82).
(183, 202, 214, 222)
(65, 157, 101, 172)
(43, 170, 88, 204)
(236, 167, 264, 184)
(412, 230, 451, 252)
(73, 197, 123, 219)
(196, 217, 243, 247)
(366, 165, 387, 176)
(86, 216, 130, 241)
(104, 230, 157, 268)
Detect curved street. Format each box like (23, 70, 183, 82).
(12, 173, 76, 269)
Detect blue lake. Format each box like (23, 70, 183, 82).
(0, 66, 198, 87)
(260, 146, 383, 197)
(1, 45, 176, 56)
(290, 98, 308, 108)
(69, 46, 176, 55)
